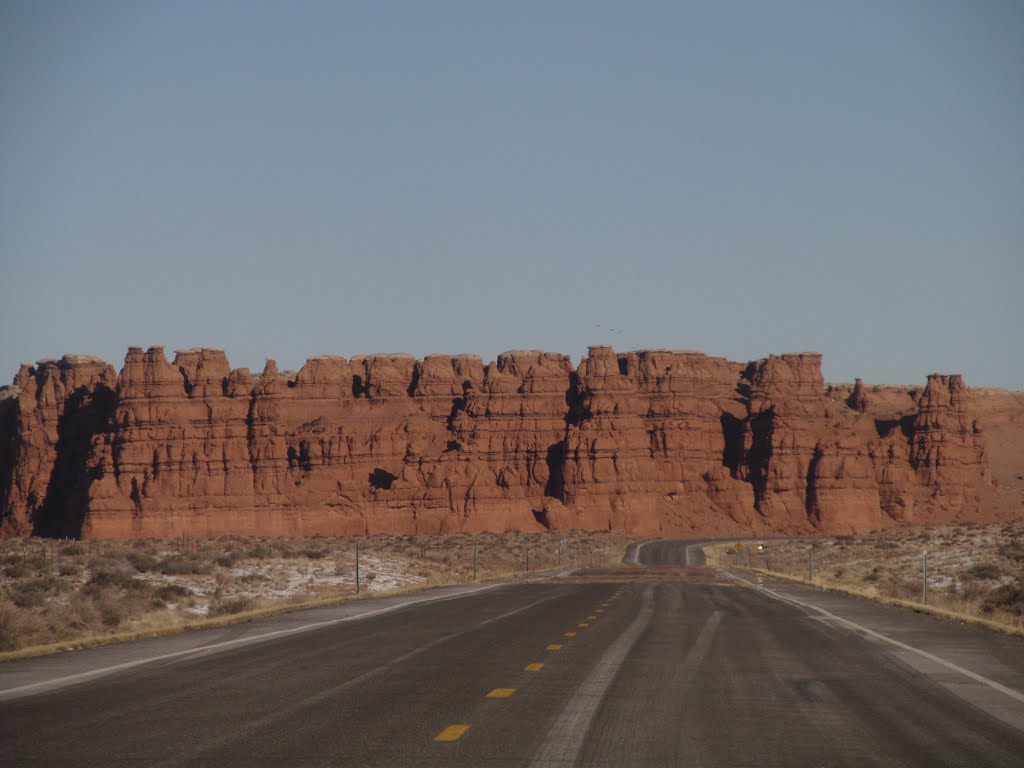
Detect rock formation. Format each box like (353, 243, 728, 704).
(0, 345, 1015, 539)
(847, 378, 868, 412)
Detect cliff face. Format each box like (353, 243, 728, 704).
(0, 345, 1012, 539)
(1, 357, 117, 538)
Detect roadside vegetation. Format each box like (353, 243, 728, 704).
(707, 522, 1024, 632)
(0, 531, 630, 654)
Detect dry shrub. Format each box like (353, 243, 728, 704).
(158, 554, 213, 575)
(215, 552, 241, 568)
(237, 572, 269, 585)
(58, 541, 86, 557)
(155, 584, 193, 601)
(127, 551, 160, 572)
(64, 591, 104, 632)
(245, 545, 274, 560)
(997, 542, 1024, 563)
(210, 596, 254, 616)
(86, 564, 146, 592)
(92, 590, 127, 628)
(0, 599, 45, 651)
(57, 562, 82, 577)
(959, 579, 989, 602)
(82, 583, 158, 628)
(981, 582, 1024, 616)
(964, 563, 1001, 580)
(7, 575, 67, 608)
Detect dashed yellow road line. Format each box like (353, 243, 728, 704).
(564, 631, 577, 637)
(435, 724, 469, 742)
(524, 663, 544, 672)
(587, 615, 597, 620)
(595, 609, 604, 613)
(578, 623, 589, 628)
(547, 644, 562, 651)
(487, 688, 516, 698)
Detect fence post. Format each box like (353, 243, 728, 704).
(922, 550, 928, 605)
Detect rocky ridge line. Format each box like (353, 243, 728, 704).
(0, 345, 1004, 539)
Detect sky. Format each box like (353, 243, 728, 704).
(1, 1, 1022, 389)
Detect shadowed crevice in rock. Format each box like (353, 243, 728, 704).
(0, 394, 21, 534)
(544, 442, 566, 500)
(720, 412, 744, 476)
(129, 478, 143, 515)
(742, 409, 774, 509)
(368, 468, 397, 491)
(32, 383, 116, 538)
(287, 442, 314, 473)
(805, 444, 822, 522)
(406, 365, 420, 398)
(564, 371, 584, 426)
(874, 418, 899, 438)
(179, 366, 195, 396)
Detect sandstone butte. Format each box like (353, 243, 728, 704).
(1, 346, 1022, 540)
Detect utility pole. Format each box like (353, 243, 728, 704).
(525, 547, 530, 573)
(355, 542, 360, 595)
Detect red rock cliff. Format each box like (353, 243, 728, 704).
(0, 345, 1013, 538)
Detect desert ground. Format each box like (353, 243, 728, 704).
(0, 531, 632, 653)
(708, 522, 1024, 631)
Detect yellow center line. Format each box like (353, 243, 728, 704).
(525, 663, 544, 672)
(547, 644, 562, 650)
(595, 609, 604, 613)
(435, 724, 469, 742)
(578, 623, 589, 628)
(487, 688, 516, 698)
(564, 631, 577, 637)
(587, 615, 597, 620)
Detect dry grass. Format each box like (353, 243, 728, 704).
(0, 531, 630, 654)
(705, 522, 1024, 633)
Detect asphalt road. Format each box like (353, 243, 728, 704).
(2, 540, 1024, 766)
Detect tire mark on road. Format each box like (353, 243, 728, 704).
(528, 584, 658, 767)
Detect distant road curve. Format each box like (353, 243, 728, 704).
(625, 538, 709, 566)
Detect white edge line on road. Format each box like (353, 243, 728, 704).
(0, 582, 504, 702)
(726, 571, 1024, 706)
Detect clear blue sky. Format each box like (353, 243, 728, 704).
(2, 1, 1022, 388)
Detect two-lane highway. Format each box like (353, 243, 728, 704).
(2, 540, 1023, 766)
